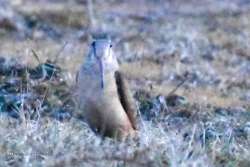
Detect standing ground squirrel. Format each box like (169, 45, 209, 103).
(76, 38, 137, 139)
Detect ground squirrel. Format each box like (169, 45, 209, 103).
(77, 38, 137, 139)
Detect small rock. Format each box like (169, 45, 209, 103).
(244, 122, 250, 137)
(214, 107, 232, 117)
(165, 94, 188, 107)
(172, 109, 191, 118)
(234, 127, 248, 139)
(50, 109, 72, 121)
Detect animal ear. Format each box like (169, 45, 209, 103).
(115, 71, 137, 130)
(89, 41, 97, 60)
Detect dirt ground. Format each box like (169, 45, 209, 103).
(0, 0, 249, 166)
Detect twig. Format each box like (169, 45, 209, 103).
(31, 49, 41, 64)
(167, 75, 188, 96)
(40, 42, 68, 107)
(184, 124, 197, 160)
(53, 41, 68, 64)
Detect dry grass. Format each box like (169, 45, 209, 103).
(0, 0, 250, 166)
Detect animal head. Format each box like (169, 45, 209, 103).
(86, 38, 119, 88)
(88, 39, 119, 71)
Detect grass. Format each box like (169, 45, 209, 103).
(0, 0, 250, 166)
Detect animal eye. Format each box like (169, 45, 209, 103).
(91, 41, 96, 48)
(109, 44, 112, 48)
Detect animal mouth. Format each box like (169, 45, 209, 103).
(99, 58, 104, 89)
(92, 41, 105, 89)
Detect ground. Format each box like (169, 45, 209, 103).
(0, 0, 249, 166)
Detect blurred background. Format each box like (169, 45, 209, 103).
(0, 1, 250, 166)
(0, 0, 250, 107)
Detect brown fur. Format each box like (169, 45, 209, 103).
(77, 39, 137, 140)
(115, 71, 137, 130)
